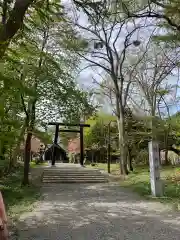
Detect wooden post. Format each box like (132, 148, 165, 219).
(107, 143, 111, 173)
(107, 122, 111, 173)
(80, 126, 84, 166)
(52, 124, 59, 166)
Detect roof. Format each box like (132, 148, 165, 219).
(45, 144, 66, 153)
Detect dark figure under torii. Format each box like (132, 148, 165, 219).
(48, 122, 90, 166)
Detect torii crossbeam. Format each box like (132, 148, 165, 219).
(48, 122, 90, 166)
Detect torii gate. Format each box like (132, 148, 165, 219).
(48, 122, 90, 166)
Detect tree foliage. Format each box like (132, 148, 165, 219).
(0, 0, 97, 183)
(1, 0, 180, 181)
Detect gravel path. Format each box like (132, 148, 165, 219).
(15, 182, 180, 240)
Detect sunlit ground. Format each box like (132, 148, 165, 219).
(88, 163, 180, 206)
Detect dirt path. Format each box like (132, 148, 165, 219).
(14, 182, 180, 240)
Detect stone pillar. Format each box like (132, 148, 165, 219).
(52, 124, 59, 166)
(80, 126, 84, 166)
(148, 141, 163, 197)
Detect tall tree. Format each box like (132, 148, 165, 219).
(72, 0, 151, 174)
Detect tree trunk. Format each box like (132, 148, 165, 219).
(127, 148, 133, 172)
(117, 116, 128, 175)
(9, 121, 27, 169)
(163, 129, 169, 165)
(0, 143, 6, 161)
(164, 149, 169, 165)
(22, 129, 32, 185)
(92, 151, 94, 163)
(22, 100, 35, 185)
(0, 0, 34, 58)
(115, 89, 128, 175)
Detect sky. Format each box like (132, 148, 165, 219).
(41, 1, 180, 144)
(62, 0, 180, 117)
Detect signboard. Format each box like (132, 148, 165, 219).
(148, 141, 163, 197)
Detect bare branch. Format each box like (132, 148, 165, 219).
(133, 41, 178, 116)
(77, 52, 111, 73)
(123, 1, 180, 32)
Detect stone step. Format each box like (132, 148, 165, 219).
(43, 170, 99, 172)
(43, 170, 101, 173)
(44, 171, 102, 174)
(42, 179, 108, 183)
(43, 169, 100, 172)
(43, 173, 104, 176)
(43, 173, 102, 176)
(42, 166, 108, 184)
(42, 174, 107, 178)
(42, 174, 105, 178)
(43, 176, 106, 179)
(42, 176, 108, 179)
(43, 173, 101, 176)
(43, 173, 105, 176)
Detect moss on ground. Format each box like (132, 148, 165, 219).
(0, 165, 40, 219)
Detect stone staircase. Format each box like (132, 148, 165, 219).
(42, 164, 108, 183)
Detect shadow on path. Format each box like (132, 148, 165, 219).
(16, 183, 180, 240)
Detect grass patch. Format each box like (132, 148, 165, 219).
(89, 163, 180, 205)
(0, 165, 40, 219)
(30, 161, 48, 168)
(119, 166, 180, 205)
(119, 167, 151, 196)
(87, 163, 120, 174)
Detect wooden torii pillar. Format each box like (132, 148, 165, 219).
(48, 122, 90, 166)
